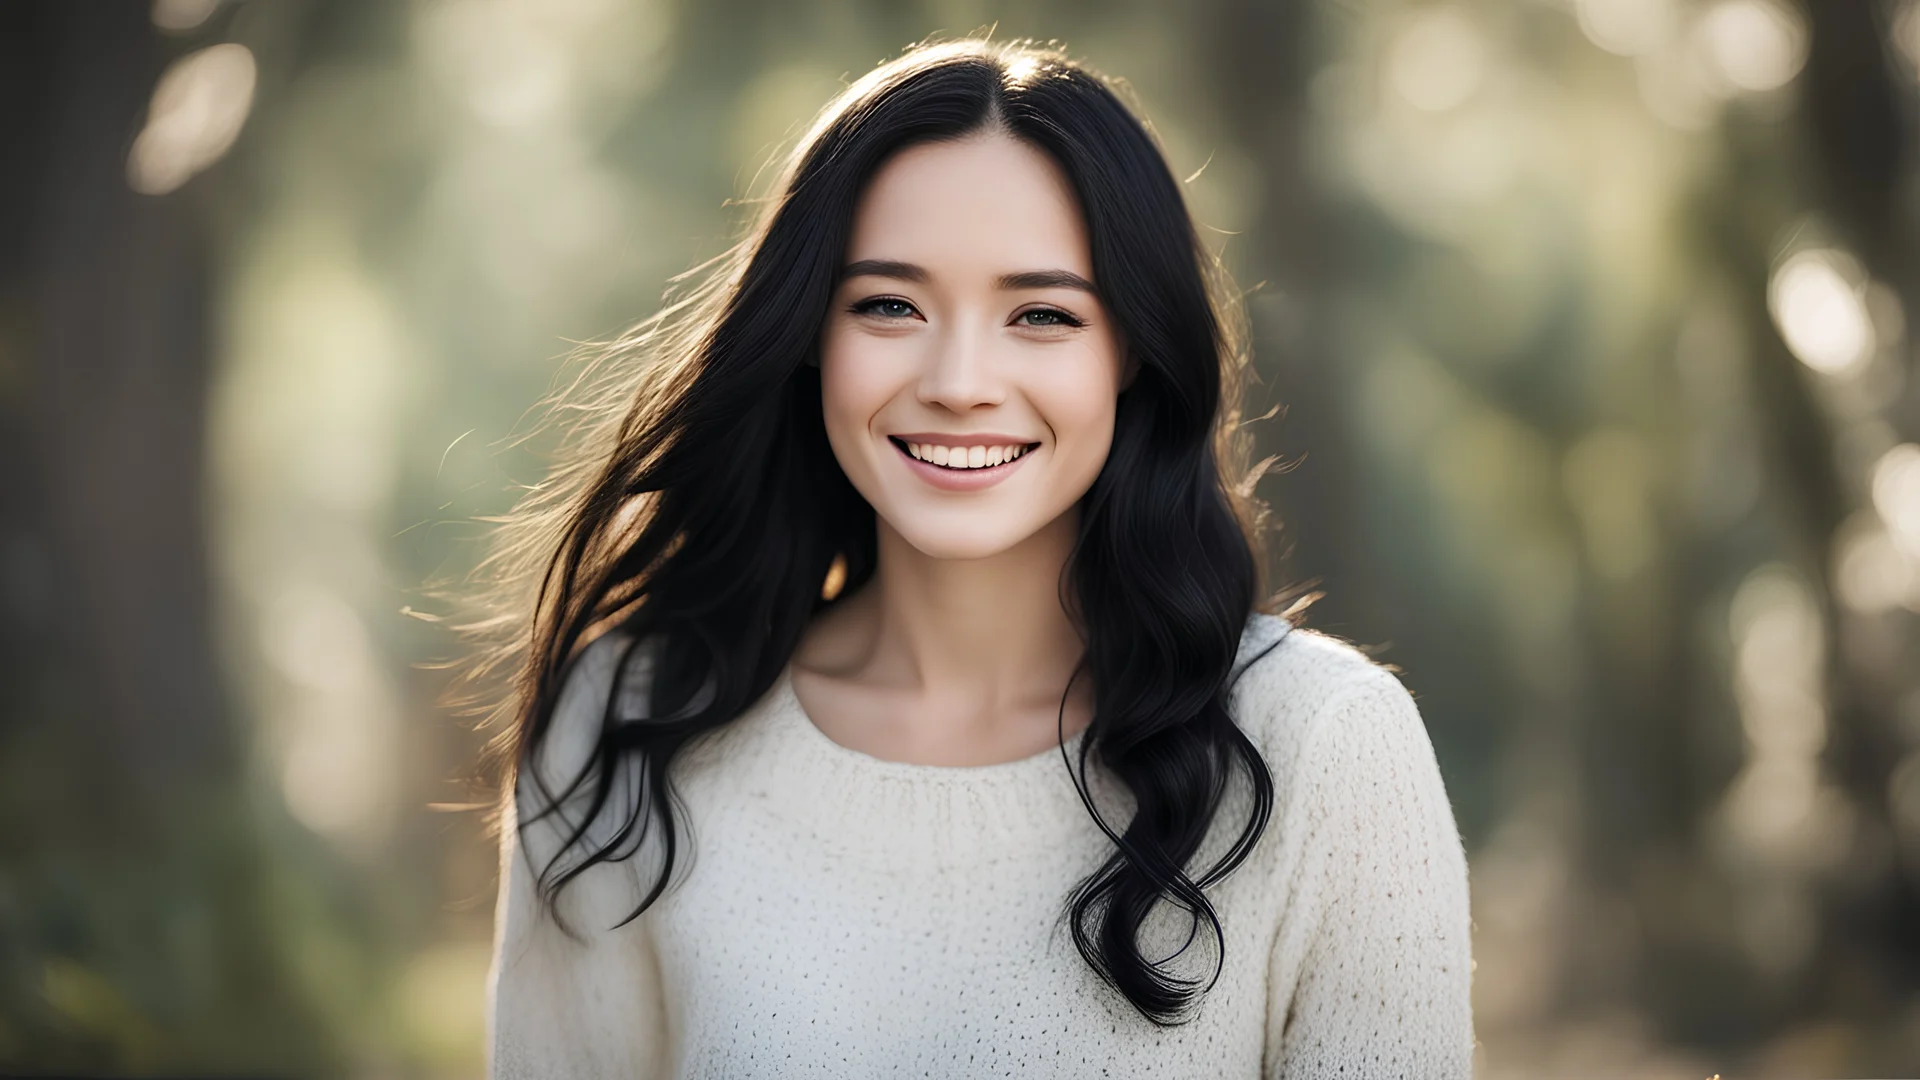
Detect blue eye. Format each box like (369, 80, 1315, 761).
(853, 297, 919, 319)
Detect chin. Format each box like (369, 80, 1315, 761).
(888, 517, 1042, 562)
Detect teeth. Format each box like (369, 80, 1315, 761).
(903, 441, 1033, 469)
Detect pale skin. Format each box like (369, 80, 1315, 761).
(790, 131, 1127, 767)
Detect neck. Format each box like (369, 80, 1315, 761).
(843, 510, 1086, 704)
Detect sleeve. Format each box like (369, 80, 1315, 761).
(486, 633, 672, 1080)
(1262, 669, 1476, 1079)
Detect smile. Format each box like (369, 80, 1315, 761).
(893, 439, 1036, 470)
(887, 436, 1041, 490)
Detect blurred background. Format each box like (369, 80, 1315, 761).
(2, 0, 1917, 1076)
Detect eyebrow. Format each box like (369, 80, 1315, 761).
(841, 259, 928, 284)
(840, 259, 1098, 295)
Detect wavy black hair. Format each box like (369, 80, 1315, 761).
(460, 37, 1296, 1026)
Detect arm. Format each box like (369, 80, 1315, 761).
(486, 634, 671, 1079)
(1263, 670, 1475, 1078)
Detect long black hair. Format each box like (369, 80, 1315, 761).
(461, 37, 1291, 1026)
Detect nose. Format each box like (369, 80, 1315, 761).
(915, 318, 1005, 413)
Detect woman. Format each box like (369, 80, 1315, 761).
(479, 37, 1474, 1078)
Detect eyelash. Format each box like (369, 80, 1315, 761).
(1016, 307, 1084, 328)
(850, 297, 920, 320)
(847, 296, 1085, 328)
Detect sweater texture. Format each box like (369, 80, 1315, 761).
(486, 614, 1475, 1077)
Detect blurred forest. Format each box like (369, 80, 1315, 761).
(2, 0, 1918, 1076)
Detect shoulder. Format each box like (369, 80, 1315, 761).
(1228, 614, 1437, 799)
(505, 630, 663, 930)
(1231, 616, 1466, 911)
(521, 630, 656, 809)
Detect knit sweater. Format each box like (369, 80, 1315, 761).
(486, 614, 1475, 1078)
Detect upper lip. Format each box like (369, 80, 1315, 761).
(889, 433, 1040, 447)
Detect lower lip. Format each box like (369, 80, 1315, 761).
(892, 440, 1035, 491)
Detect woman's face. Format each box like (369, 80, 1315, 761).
(819, 132, 1124, 562)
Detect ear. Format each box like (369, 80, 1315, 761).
(804, 347, 821, 369)
(1119, 351, 1140, 390)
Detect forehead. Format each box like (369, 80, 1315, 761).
(843, 133, 1092, 276)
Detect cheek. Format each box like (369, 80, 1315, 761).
(818, 328, 899, 452)
(1030, 340, 1122, 473)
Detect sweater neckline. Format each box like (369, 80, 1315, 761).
(768, 664, 1096, 784)
(724, 666, 1116, 858)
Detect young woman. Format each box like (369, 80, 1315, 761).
(480, 38, 1473, 1078)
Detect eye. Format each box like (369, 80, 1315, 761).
(1015, 307, 1084, 328)
(850, 296, 921, 320)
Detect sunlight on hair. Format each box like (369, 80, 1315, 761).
(1575, 0, 1671, 57)
(1003, 54, 1041, 86)
(1768, 249, 1876, 377)
(1693, 0, 1807, 96)
(127, 43, 257, 195)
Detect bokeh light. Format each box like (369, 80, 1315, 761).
(1388, 7, 1488, 113)
(1769, 248, 1876, 376)
(127, 42, 256, 196)
(1871, 443, 1920, 555)
(1576, 0, 1672, 58)
(1693, 0, 1808, 96)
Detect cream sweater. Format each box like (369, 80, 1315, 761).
(486, 614, 1475, 1078)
